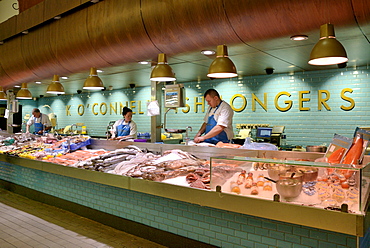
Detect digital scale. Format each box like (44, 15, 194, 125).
(164, 84, 186, 108)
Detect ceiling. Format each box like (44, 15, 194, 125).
(2, 0, 369, 98)
(26, 24, 370, 98)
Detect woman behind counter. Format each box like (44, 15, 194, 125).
(110, 107, 137, 141)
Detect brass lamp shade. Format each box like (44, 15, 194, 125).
(308, 23, 348, 65)
(16, 83, 32, 99)
(0, 86, 7, 100)
(46, 75, 65, 94)
(150, 53, 176, 81)
(83, 67, 104, 90)
(207, 45, 237, 78)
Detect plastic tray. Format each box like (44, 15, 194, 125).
(62, 138, 91, 151)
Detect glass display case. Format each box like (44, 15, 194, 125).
(210, 156, 370, 214)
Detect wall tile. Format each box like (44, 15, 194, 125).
(293, 227, 310, 237)
(327, 233, 347, 245)
(241, 239, 255, 247)
(17, 66, 370, 147)
(248, 233, 262, 242)
(285, 233, 301, 244)
(276, 239, 293, 248)
(317, 240, 338, 248)
(254, 242, 269, 248)
(269, 230, 285, 240)
(301, 236, 318, 247)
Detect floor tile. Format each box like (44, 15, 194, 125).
(0, 188, 167, 248)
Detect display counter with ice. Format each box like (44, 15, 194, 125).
(0, 139, 369, 247)
(210, 156, 370, 214)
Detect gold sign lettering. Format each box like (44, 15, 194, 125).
(110, 102, 117, 115)
(66, 105, 71, 116)
(318, 90, 331, 111)
(275, 91, 292, 112)
(138, 101, 144, 114)
(182, 97, 190, 113)
(119, 102, 126, 115)
(78, 104, 85, 116)
(194, 96, 204, 113)
(230, 94, 247, 112)
(130, 101, 136, 114)
(65, 88, 356, 117)
(100, 103, 107, 115)
(299, 90, 310, 111)
(252, 93, 267, 112)
(341, 88, 355, 111)
(92, 103, 98, 115)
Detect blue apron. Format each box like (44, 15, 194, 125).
(116, 120, 131, 137)
(34, 115, 44, 134)
(204, 101, 229, 144)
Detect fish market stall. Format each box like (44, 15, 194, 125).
(0, 138, 369, 247)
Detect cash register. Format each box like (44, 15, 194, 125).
(255, 127, 273, 142)
(255, 126, 285, 145)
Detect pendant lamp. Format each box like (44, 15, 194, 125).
(150, 53, 176, 81)
(207, 44, 237, 78)
(0, 86, 7, 100)
(46, 75, 65, 94)
(308, 23, 348, 65)
(83, 67, 104, 90)
(16, 83, 32, 99)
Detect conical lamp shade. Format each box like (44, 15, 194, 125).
(150, 53, 176, 81)
(207, 45, 237, 78)
(308, 23, 348, 65)
(83, 67, 104, 90)
(16, 83, 32, 99)
(0, 86, 7, 100)
(46, 75, 65, 94)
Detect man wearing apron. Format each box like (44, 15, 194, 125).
(194, 89, 234, 145)
(111, 107, 137, 140)
(26, 108, 52, 135)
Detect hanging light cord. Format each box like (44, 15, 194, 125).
(139, 0, 163, 53)
(220, 0, 304, 70)
(350, 1, 370, 44)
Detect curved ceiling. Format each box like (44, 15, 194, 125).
(0, 0, 369, 96)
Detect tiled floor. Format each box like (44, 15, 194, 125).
(0, 188, 167, 248)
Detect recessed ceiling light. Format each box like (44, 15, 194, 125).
(61, 76, 69, 79)
(14, 85, 21, 88)
(97, 69, 103, 73)
(201, 50, 216, 55)
(138, 61, 150, 65)
(35, 81, 42, 84)
(290, 35, 308, 41)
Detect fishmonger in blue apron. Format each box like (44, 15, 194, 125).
(26, 108, 52, 134)
(116, 120, 131, 137)
(204, 101, 230, 144)
(34, 115, 48, 134)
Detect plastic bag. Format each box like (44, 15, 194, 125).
(324, 133, 352, 164)
(342, 127, 370, 165)
(240, 137, 278, 151)
(147, 100, 160, 116)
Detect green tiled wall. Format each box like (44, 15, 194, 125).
(0, 161, 364, 248)
(19, 66, 370, 147)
